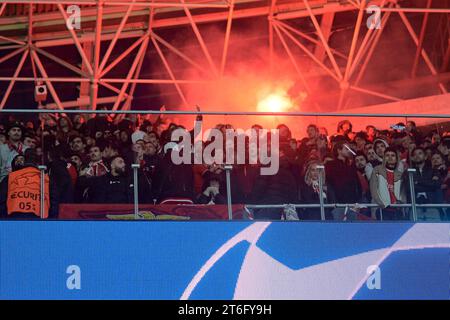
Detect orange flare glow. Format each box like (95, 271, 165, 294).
(257, 91, 293, 113)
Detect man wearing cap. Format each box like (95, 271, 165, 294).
(0, 123, 29, 182)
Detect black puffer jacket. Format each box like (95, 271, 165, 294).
(152, 153, 194, 202)
(250, 159, 298, 205)
(48, 159, 74, 205)
(78, 173, 133, 204)
(325, 158, 361, 203)
(77, 170, 151, 204)
(408, 163, 442, 203)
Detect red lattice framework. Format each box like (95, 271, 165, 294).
(0, 0, 449, 112)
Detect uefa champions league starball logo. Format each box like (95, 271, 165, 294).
(181, 222, 450, 300)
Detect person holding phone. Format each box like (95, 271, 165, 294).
(196, 176, 226, 205)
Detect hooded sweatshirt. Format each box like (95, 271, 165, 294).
(369, 157, 407, 208)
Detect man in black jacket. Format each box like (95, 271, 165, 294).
(47, 147, 74, 206)
(250, 150, 298, 220)
(77, 155, 151, 204)
(152, 146, 194, 202)
(325, 142, 362, 220)
(409, 147, 442, 220)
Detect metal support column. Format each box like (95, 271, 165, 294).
(317, 165, 326, 221)
(408, 168, 418, 221)
(132, 163, 140, 219)
(38, 165, 47, 219)
(224, 164, 233, 220)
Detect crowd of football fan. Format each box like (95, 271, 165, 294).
(0, 108, 449, 220)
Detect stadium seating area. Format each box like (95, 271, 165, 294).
(0, 111, 449, 221)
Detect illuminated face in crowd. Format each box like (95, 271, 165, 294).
(70, 155, 82, 169)
(120, 131, 129, 143)
(354, 137, 366, 150)
(104, 130, 112, 139)
(437, 142, 449, 156)
(71, 137, 85, 153)
(421, 140, 432, 149)
(347, 132, 356, 141)
(278, 125, 291, 140)
(289, 139, 298, 151)
(148, 132, 157, 140)
(367, 148, 377, 162)
(147, 133, 159, 146)
(401, 136, 412, 149)
(432, 133, 441, 145)
(74, 115, 85, 125)
(8, 127, 22, 143)
(406, 121, 415, 133)
(431, 153, 444, 169)
(36, 147, 43, 158)
(133, 142, 143, 151)
(86, 137, 95, 147)
(384, 151, 398, 169)
(366, 126, 376, 137)
(339, 144, 353, 159)
(317, 137, 327, 149)
(319, 127, 328, 137)
(307, 126, 318, 139)
(354, 155, 367, 170)
(425, 148, 433, 160)
(144, 142, 157, 156)
(59, 117, 69, 128)
(24, 136, 36, 149)
(364, 143, 373, 154)
(13, 155, 25, 169)
(309, 164, 320, 181)
(111, 157, 126, 175)
(89, 146, 102, 162)
(375, 142, 386, 158)
(341, 123, 351, 134)
(411, 149, 426, 165)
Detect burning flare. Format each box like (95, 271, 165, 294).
(257, 90, 293, 113)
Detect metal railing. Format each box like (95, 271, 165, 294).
(38, 165, 46, 219)
(245, 167, 449, 222)
(34, 162, 445, 222)
(244, 203, 450, 221)
(0, 108, 450, 118)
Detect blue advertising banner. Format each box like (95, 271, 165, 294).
(0, 221, 449, 300)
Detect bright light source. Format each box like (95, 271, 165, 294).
(257, 92, 293, 113)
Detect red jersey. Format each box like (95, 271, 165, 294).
(386, 169, 397, 204)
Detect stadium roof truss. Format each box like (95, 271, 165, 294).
(0, 0, 449, 112)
